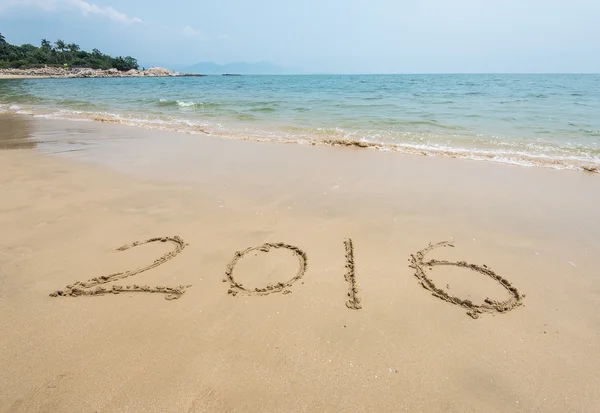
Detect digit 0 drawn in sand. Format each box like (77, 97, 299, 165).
(409, 241, 524, 319)
(50, 236, 191, 300)
(224, 242, 307, 296)
(343, 238, 362, 310)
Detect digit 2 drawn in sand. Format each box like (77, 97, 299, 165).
(50, 236, 190, 300)
(343, 238, 362, 310)
(224, 242, 307, 296)
(409, 241, 524, 319)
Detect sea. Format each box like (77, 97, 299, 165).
(1, 74, 599, 171)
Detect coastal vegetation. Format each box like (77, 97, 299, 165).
(0, 33, 138, 71)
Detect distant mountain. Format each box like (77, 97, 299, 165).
(182, 61, 289, 75)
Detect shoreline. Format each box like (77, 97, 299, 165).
(0, 67, 204, 79)
(1, 108, 598, 174)
(1, 115, 600, 412)
(0, 74, 206, 79)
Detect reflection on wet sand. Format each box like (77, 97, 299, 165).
(0, 114, 37, 149)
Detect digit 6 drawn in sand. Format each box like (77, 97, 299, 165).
(50, 236, 191, 300)
(224, 242, 307, 296)
(409, 241, 524, 319)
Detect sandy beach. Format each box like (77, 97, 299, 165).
(0, 75, 54, 79)
(1, 114, 599, 412)
(0, 68, 199, 79)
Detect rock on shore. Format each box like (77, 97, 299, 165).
(0, 67, 202, 78)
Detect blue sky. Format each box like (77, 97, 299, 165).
(1, 0, 598, 73)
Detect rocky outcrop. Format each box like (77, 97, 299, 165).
(0, 67, 203, 78)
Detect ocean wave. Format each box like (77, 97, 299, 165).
(7, 104, 600, 174)
(316, 138, 599, 172)
(236, 113, 258, 121)
(28, 108, 211, 134)
(2, 104, 34, 115)
(359, 118, 468, 131)
(247, 107, 277, 113)
(581, 129, 600, 136)
(156, 99, 221, 108)
(248, 101, 281, 106)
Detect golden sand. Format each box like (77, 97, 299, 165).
(1, 114, 599, 412)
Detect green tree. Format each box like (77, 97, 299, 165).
(0, 35, 140, 71)
(124, 56, 138, 70)
(0, 33, 7, 61)
(54, 39, 66, 52)
(67, 43, 80, 53)
(34, 48, 50, 64)
(110, 56, 139, 71)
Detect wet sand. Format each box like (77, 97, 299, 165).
(1, 114, 600, 412)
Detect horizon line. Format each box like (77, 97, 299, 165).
(172, 72, 600, 75)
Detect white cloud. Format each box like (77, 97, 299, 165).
(179, 25, 211, 41)
(0, 0, 143, 24)
(68, 0, 143, 24)
(0, 0, 54, 12)
(180, 26, 202, 37)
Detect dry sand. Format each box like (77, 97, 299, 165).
(0, 75, 54, 79)
(1, 114, 599, 412)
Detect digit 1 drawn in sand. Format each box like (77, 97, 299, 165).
(50, 236, 191, 300)
(409, 241, 524, 319)
(343, 238, 362, 310)
(224, 242, 307, 296)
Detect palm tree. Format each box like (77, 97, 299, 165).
(0, 33, 6, 45)
(67, 43, 80, 53)
(41, 39, 52, 50)
(54, 39, 66, 52)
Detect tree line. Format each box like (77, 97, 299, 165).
(0, 33, 139, 71)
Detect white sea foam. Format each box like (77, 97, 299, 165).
(7, 105, 600, 173)
(0, 104, 32, 115)
(176, 101, 197, 108)
(157, 99, 200, 108)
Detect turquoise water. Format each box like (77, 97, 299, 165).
(1, 74, 599, 170)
